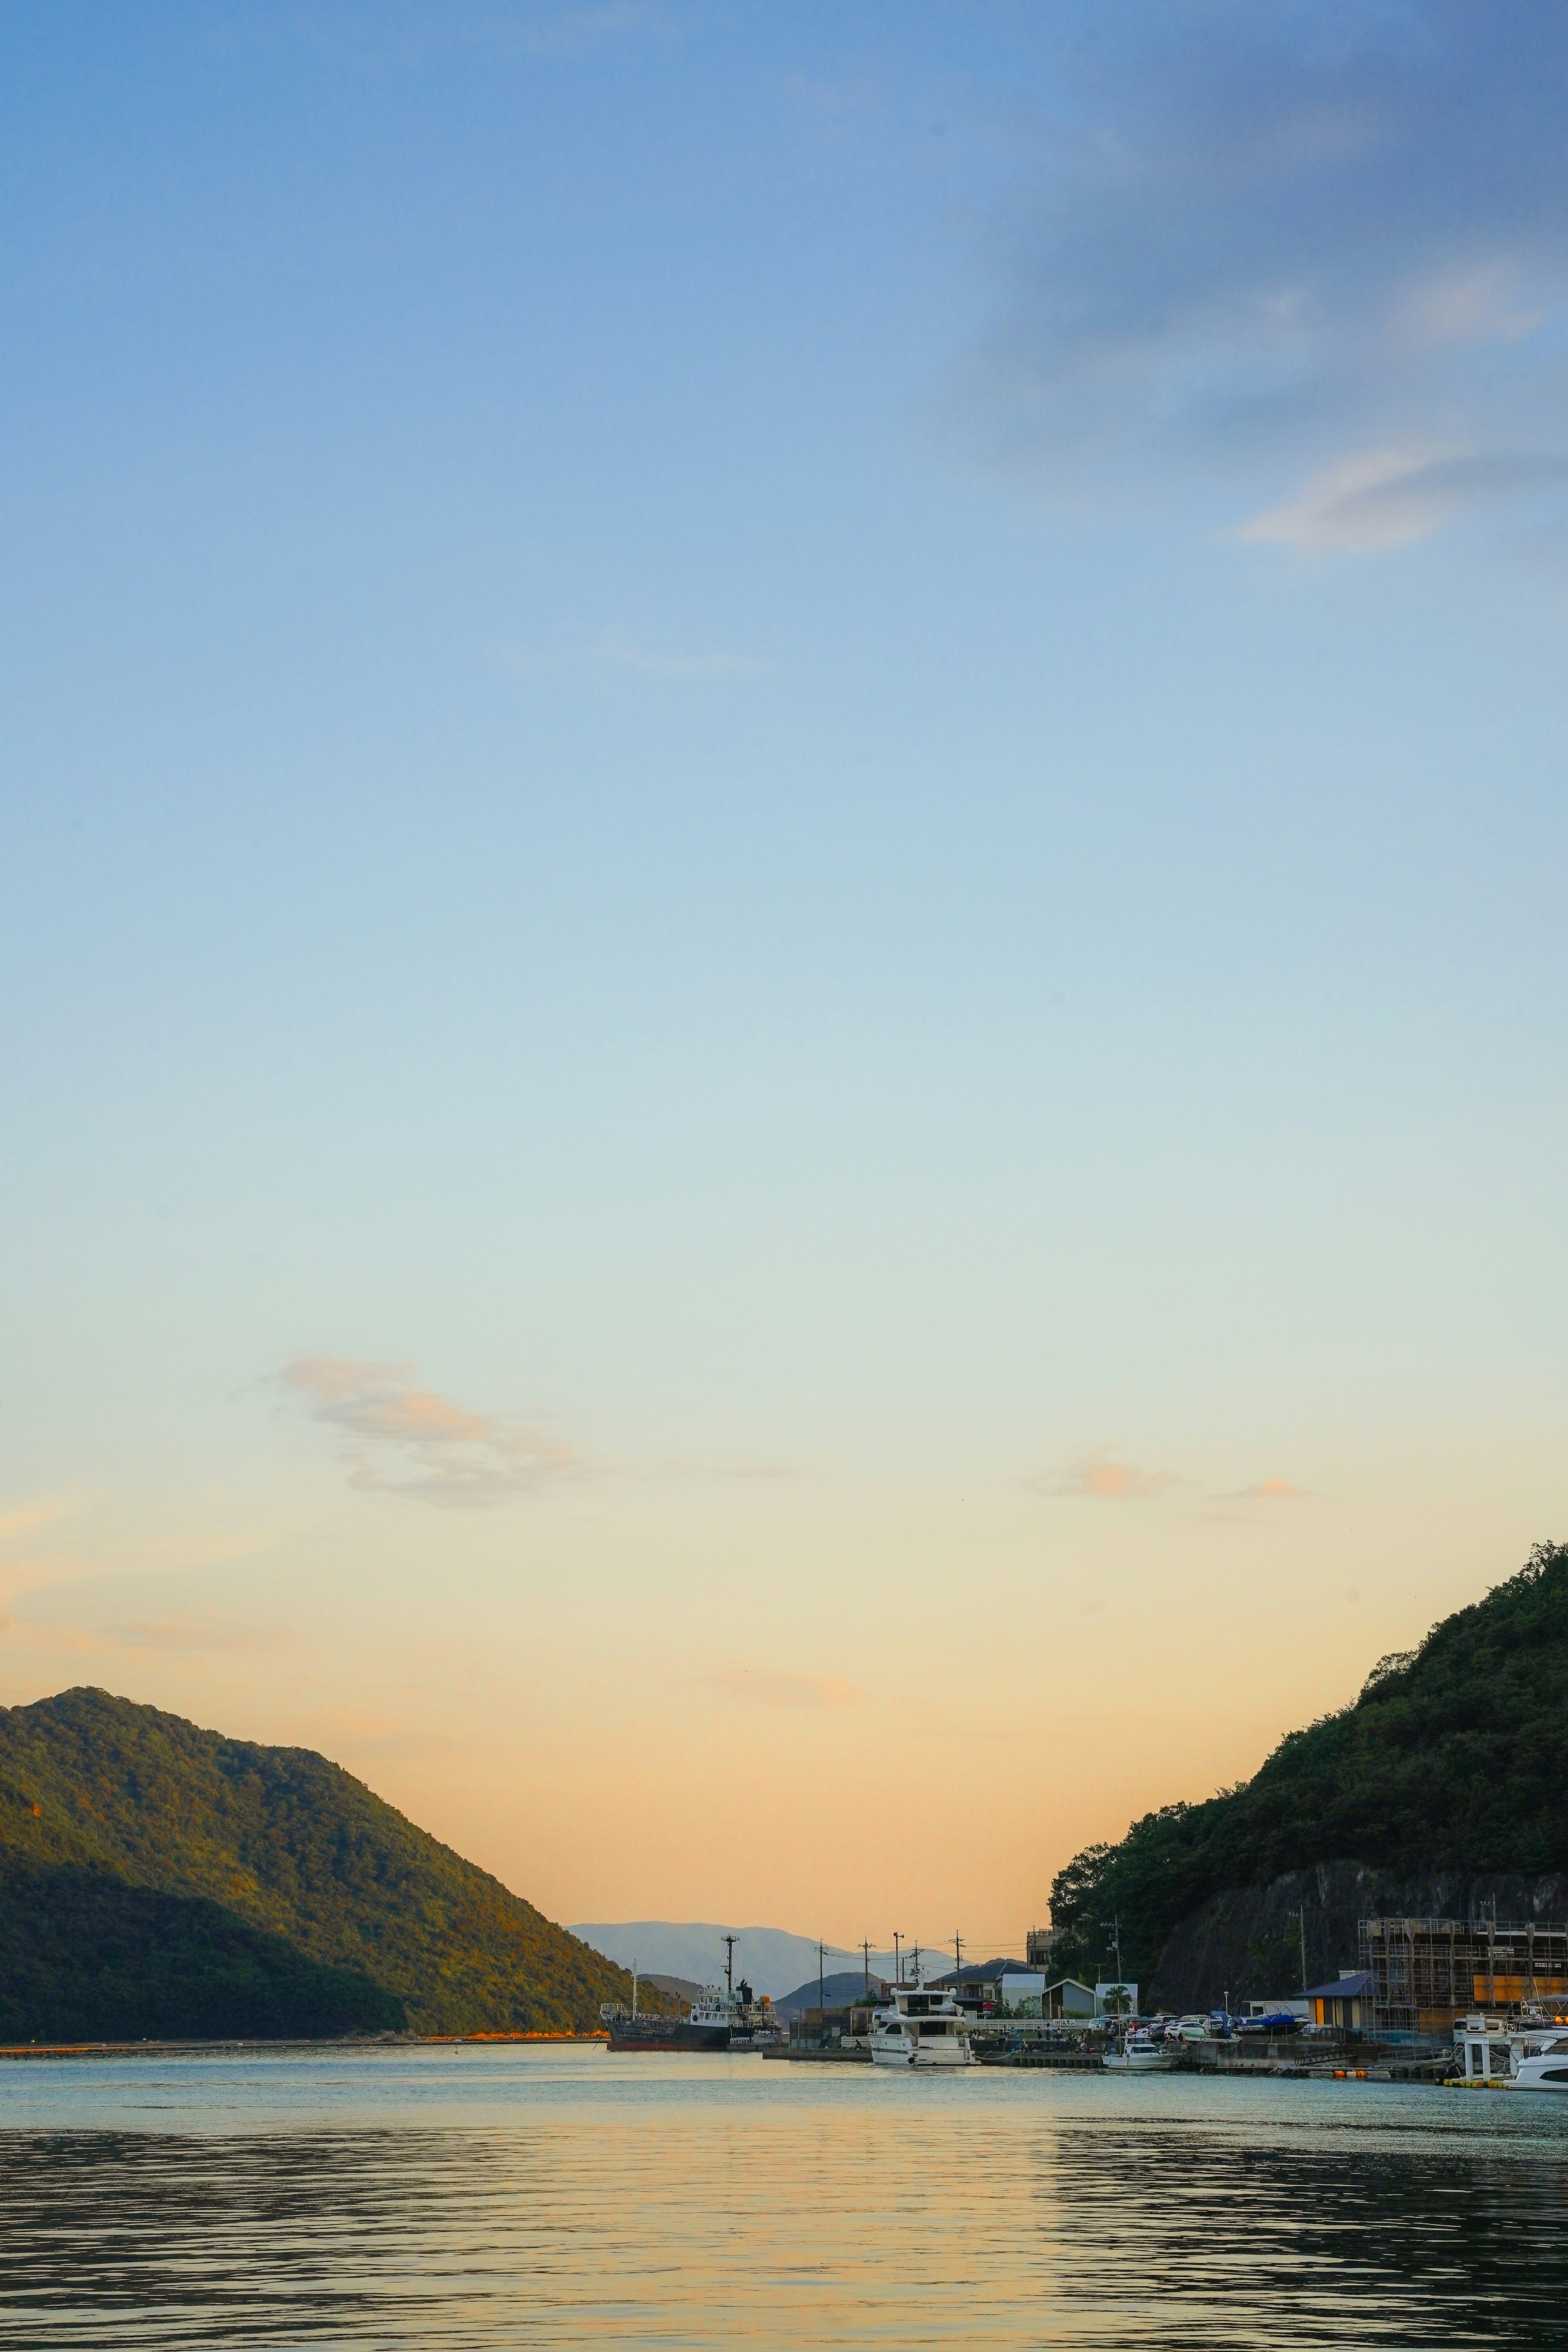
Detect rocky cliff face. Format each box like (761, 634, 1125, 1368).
(1148, 1862, 1568, 2013)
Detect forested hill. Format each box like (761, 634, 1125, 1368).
(0, 1688, 645, 2038)
(1048, 1541, 1568, 1992)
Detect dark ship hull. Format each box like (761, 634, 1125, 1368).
(604, 2016, 731, 2052)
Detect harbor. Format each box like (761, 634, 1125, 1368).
(599, 1916, 1568, 2095)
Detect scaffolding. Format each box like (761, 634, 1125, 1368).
(1359, 1916, 1568, 2038)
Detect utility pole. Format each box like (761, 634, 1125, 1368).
(954, 1931, 963, 1982)
(632, 1958, 638, 2020)
(818, 1939, 825, 2041)
(724, 1933, 736, 2002)
(893, 1931, 901, 1987)
(862, 1938, 871, 1998)
(1299, 1905, 1308, 1999)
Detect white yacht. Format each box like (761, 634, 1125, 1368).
(1455, 2015, 1568, 2090)
(870, 1969, 976, 2068)
(1513, 2030, 1568, 2091)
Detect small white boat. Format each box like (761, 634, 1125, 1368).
(1102, 2029, 1174, 2073)
(871, 1969, 976, 2068)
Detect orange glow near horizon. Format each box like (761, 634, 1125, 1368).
(2, 1443, 1552, 1951)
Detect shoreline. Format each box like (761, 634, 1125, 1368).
(0, 2032, 612, 2062)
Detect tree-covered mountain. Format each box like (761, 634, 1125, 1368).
(1047, 1541, 1568, 1993)
(0, 1688, 653, 2038)
(0, 1862, 407, 2043)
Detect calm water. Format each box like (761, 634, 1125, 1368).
(2, 2045, 1566, 2348)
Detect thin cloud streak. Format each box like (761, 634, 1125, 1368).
(708, 1667, 862, 1711)
(0, 1498, 75, 1544)
(284, 1355, 587, 1509)
(952, 4, 1568, 553)
(1028, 1449, 1180, 1502)
(1238, 446, 1568, 550)
(100, 1617, 297, 1654)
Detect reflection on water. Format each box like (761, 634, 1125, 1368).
(2, 2047, 1566, 2346)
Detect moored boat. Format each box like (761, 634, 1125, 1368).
(1102, 2029, 1175, 2072)
(602, 1938, 780, 2052)
(1454, 2015, 1568, 2090)
(871, 1964, 976, 2068)
(1512, 2032, 1568, 2091)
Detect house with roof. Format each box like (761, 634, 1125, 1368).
(930, 1957, 1041, 2013)
(1046, 1977, 1097, 2019)
(1304, 1970, 1371, 2031)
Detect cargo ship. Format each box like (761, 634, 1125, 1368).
(601, 1937, 781, 2052)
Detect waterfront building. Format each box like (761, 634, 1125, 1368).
(931, 1957, 1036, 2012)
(1304, 1971, 1370, 2032)
(1045, 1977, 1097, 2019)
(1359, 1917, 1568, 2037)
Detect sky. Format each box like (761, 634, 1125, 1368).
(2, 0, 1566, 1960)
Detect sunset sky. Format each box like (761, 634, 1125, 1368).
(4, 2, 1565, 1959)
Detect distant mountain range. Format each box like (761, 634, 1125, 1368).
(571, 1921, 914, 2000)
(0, 1688, 646, 2042)
(774, 1969, 889, 2019)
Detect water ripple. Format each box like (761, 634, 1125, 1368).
(2, 2049, 1565, 2346)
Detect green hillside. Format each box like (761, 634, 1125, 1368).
(0, 1863, 405, 2043)
(1048, 1540, 1568, 1991)
(0, 1688, 648, 2036)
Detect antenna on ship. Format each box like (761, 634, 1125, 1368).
(724, 1933, 737, 2000)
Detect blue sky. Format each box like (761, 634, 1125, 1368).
(3, 2, 1565, 1944)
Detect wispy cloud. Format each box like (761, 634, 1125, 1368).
(99, 1617, 296, 1654)
(0, 1497, 74, 1544)
(952, 4, 1568, 553)
(708, 1666, 862, 1711)
(653, 1456, 797, 1484)
(1028, 1448, 1180, 1502)
(492, 632, 766, 683)
(1217, 1474, 1306, 1501)
(1238, 446, 1568, 549)
(283, 1355, 586, 1508)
